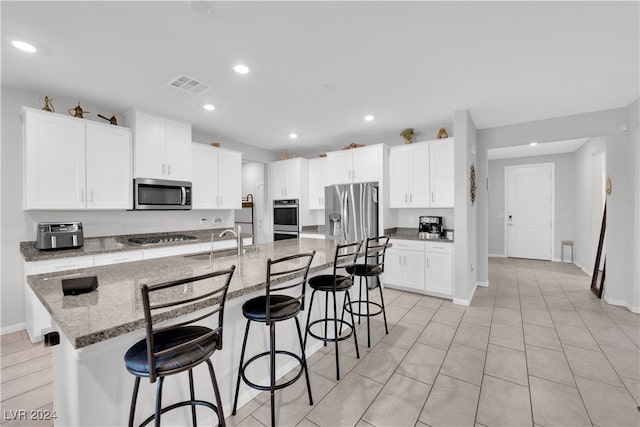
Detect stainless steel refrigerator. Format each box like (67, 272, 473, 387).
(325, 182, 378, 240)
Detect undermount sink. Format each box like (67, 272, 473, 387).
(183, 246, 257, 261)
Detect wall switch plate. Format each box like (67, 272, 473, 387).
(213, 217, 223, 223)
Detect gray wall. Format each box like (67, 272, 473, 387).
(0, 86, 277, 331)
(453, 110, 478, 304)
(573, 136, 607, 272)
(488, 153, 576, 260)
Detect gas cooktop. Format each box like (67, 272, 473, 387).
(128, 234, 197, 245)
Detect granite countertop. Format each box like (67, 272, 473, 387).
(384, 227, 454, 243)
(26, 238, 349, 349)
(20, 228, 253, 262)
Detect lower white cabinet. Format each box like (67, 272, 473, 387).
(382, 239, 453, 298)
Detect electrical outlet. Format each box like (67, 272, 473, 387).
(213, 217, 223, 223)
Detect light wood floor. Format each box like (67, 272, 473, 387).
(1, 330, 53, 426)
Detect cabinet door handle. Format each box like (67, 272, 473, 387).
(427, 257, 430, 269)
(431, 192, 434, 203)
(352, 169, 355, 180)
(410, 193, 412, 203)
(167, 164, 171, 175)
(162, 164, 166, 175)
(90, 190, 94, 203)
(80, 190, 85, 203)
(219, 195, 223, 205)
(405, 194, 407, 203)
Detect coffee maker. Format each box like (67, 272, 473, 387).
(419, 216, 442, 240)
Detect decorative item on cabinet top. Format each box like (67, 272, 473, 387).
(211, 142, 221, 147)
(400, 128, 415, 144)
(68, 103, 89, 118)
(341, 143, 366, 150)
(437, 127, 449, 139)
(41, 96, 54, 112)
(97, 114, 118, 125)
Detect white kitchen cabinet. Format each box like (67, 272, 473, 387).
(308, 157, 327, 209)
(382, 238, 453, 298)
(389, 138, 454, 208)
(382, 240, 426, 291)
(126, 109, 192, 181)
(85, 121, 133, 209)
(270, 158, 306, 199)
(389, 142, 430, 208)
(429, 139, 455, 207)
(93, 251, 143, 266)
(23, 108, 133, 210)
(191, 144, 242, 209)
(425, 242, 453, 296)
(326, 145, 380, 185)
(23, 108, 86, 210)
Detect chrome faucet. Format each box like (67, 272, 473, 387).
(219, 226, 243, 255)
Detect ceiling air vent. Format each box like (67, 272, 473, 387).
(166, 75, 210, 95)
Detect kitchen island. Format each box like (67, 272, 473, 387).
(27, 238, 346, 426)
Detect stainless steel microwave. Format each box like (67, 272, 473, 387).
(133, 178, 192, 210)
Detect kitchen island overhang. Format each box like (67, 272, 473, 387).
(27, 238, 353, 426)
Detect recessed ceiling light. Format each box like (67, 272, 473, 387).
(529, 142, 538, 146)
(289, 133, 298, 139)
(203, 104, 216, 111)
(364, 115, 375, 122)
(12, 40, 37, 53)
(233, 64, 250, 74)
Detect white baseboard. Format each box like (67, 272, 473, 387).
(603, 297, 640, 314)
(453, 281, 480, 306)
(477, 280, 489, 288)
(1, 322, 26, 336)
(488, 253, 506, 258)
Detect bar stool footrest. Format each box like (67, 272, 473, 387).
(345, 300, 384, 318)
(138, 399, 222, 427)
(240, 350, 304, 392)
(307, 318, 354, 343)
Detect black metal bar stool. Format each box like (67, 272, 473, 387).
(124, 266, 236, 427)
(344, 236, 390, 347)
(231, 251, 315, 427)
(304, 241, 362, 380)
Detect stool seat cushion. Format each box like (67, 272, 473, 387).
(309, 274, 353, 291)
(242, 295, 301, 322)
(346, 264, 382, 277)
(124, 325, 217, 377)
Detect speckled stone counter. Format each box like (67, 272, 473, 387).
(20, 228, 252, 262)
(385, 227, 454, 243)
(27, 238, 347, 349)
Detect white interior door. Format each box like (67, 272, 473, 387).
(590, 152, 606, 270)
(506, 164, 553, 260)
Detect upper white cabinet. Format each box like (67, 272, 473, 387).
(23, 107, 132, 210)
(326, 145, 380, 184)
(85, 122, 133, 209)
(191, 143, 242, 209)
(126, 109, 192, 181)
(389, 142, 430, 208)
(389, 138, 454, 208)
(429, 139, 455, 207)
(270, 158, 307, 199)
(308, 157, 327, 209)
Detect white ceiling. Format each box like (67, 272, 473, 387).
(487, 138, 589, 160)
(2, 1, 638, 154)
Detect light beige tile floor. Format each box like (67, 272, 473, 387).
(3, 258, 640, 426)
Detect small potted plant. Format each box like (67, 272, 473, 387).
(400, 128, 415, 144)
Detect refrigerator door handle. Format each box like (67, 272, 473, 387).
(341, 191, 348, 239)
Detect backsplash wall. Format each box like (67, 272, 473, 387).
(395, 208, 455, 229)
(25, 210, 235, 240)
